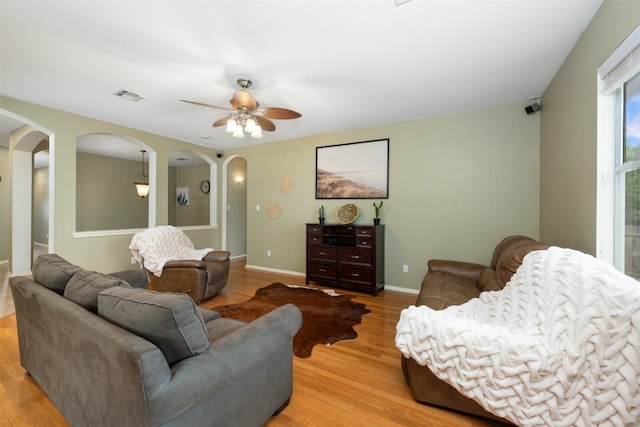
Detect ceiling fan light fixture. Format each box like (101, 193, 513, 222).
(251, 124, 262, 138)
(226, 118, 237, 133)
(232, 125, 244, 138)
(245, 117, 256, 133)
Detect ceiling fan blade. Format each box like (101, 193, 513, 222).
(179, 99, 229, 111)
(261, 107, 302, 120)
(212, 117, 228, 127)
(230, 90, 259, 111)
(255, 116, 276, 132)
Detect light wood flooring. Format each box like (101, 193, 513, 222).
(0, 259, 504, 427)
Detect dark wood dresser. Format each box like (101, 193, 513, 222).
(305, 223, 385, 295)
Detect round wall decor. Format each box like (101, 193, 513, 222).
(267, 201, 281, 219)
(200, 179, 210, 194)
(280, 176, 295, 194)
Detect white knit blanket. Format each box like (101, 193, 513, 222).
(129, 226, 212, 277)
(396, 247, 640, 426)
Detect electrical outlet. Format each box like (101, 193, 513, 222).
(402, 264, 409, 273)
(267, 250, 272, 257)
(256, 204, 260, 211)
(131, 256, 137, 265)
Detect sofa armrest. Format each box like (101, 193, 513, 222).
(203, 250, 231, 262)
(146, 304, 303, 425)
(427, 259, 488, 282)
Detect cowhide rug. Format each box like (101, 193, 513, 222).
(213, 282, 371, 358)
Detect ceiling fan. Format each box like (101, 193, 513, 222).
(180, 78, 302, 138)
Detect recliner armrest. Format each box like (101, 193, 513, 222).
(162, 260, 206, 269)
(427, 259, 487, 282)
(203, 251, 231, 262)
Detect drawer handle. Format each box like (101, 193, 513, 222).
(351, 255, 360, 259)
(319, 268, 327, 273)
(351, 273, 360, 277)
(319, 251, 327, 256)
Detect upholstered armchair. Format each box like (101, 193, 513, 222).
(130, 226, 230, 303)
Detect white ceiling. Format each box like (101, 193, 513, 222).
(1, 0, 603, 157)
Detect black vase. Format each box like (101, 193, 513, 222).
(319, 217, 325, 224)
(373, 218, 380, 225)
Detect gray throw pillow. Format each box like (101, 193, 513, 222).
(64, 270, 130, 313)
(32, 253, 83, 294)
(97, 287, 211, 365)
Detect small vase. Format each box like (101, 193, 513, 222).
(373, 218, 380, 225)
(319, 217, 325, 224)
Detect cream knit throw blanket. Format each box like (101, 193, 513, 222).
(396, 247, 640, 426)
(129, 226, 213, 277)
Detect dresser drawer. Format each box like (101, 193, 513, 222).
(309, 246, 337, 262)
(356, 227, 374, 237)
(340, 248, 372, 266)
(308, 234, 322, 245)
(339, 266, 372, 285)
(308, 262, 338, 279)
(307, 225, 322, 234)
(356, 237, 373, 248)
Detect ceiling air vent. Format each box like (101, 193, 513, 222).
(113, 89, 147, 103)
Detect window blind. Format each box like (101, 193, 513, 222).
(599, 24, 640, 94)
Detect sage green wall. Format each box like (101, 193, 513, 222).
(1, 96, 223, 274)
(226, 103, 540, 291)
(0, 146, 9, 260)
(226, 156, 247, 257)
(540, 1, 640, 254)
(173, 164, 210, 226)
(76, 152, 148, 231)
(32, 166, 49, 244)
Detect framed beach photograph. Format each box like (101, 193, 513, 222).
(316, 138, 389, 199)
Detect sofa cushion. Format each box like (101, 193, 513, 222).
(495, 240, 550, 286)
(32, 253, 84, 294)
(418, 271, 481, 310)
(63, 270, 130, 313)
(97, 287, 211, 365)
(477, 267, 501, 292)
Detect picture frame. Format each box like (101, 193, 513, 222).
(316, 138, 389, 199)
(176, 187, 189, 206)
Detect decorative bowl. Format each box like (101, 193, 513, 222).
(336, 203, 359, 224)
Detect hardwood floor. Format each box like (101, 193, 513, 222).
(0, 259, 503, 427)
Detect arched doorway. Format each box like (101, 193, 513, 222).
(1, 110, 53, 275)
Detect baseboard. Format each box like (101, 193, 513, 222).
(230, 254, 247, 261)
(244, 263, 420, 294)
(33, 242, 48, 248)
(0, 259, 8, 266)
(384, 285, 419, 295)
(244, 264, 306, 277)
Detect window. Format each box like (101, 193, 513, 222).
(616, 72, 640, 278)
(597, 24, 640, 276)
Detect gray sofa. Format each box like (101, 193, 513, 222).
(10, 254, 303, 427)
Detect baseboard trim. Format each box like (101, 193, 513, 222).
(230, 254, 247, 261)
(244, 263, 419, 294)
(384, 285, 419, 295)
(244, 264, 306, 277)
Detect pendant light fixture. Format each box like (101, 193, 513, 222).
(133, 149, 150, 198)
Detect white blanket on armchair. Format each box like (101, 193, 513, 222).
(129, 226, 213, 277)
(396, 247, 640, 426)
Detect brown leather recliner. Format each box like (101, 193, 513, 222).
(401, 235, 549, 423)
(144, 250, 230, 304)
